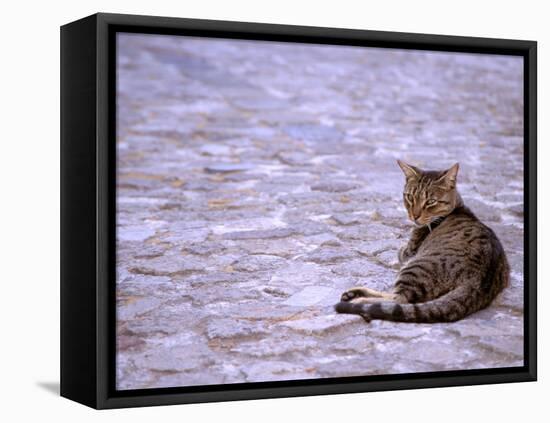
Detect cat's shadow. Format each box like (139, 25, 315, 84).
(36, 381, 60, 396)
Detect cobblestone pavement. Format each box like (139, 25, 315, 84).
(115, 33, 524, 390)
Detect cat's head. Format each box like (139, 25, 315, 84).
(397, 160, 461, 227)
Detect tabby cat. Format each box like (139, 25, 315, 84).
(335, 160, 509, 323)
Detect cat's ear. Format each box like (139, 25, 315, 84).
(437, 163, 459, 188)
(397, 160, 420, 180)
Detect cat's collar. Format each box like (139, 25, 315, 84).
(426, 216, 446, 232)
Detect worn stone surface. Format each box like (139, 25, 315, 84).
(282, 286, 336, 307)
(116, 34, 524, 390)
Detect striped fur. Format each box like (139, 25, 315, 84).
(335, 161, 510, 323)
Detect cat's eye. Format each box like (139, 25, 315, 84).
(403, 193, 413, 203)
(426, 199, 437, 206)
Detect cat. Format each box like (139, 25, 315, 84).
(335, 160, 509, 323)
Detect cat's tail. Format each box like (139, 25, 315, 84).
(334, 286, 488, 323)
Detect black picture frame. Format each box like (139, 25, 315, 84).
(60, 12, 537, 409)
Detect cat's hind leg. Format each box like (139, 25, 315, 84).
(340, 287, 397, 302)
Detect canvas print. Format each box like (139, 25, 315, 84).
(115, 33, 524, 391)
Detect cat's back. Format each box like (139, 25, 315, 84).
(418, 206, 502, 259)
(409, 205, 509, 297)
